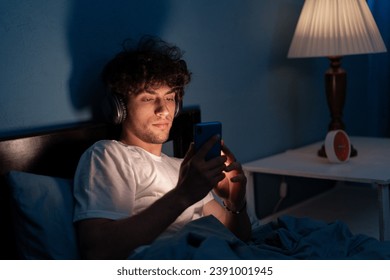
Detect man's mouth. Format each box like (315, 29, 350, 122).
(153, 123, 170, 130)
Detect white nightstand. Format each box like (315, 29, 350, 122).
(243, 136, 390, 241)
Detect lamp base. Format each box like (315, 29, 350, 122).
(318, 56, 358, 159)
(317, 144, 358, 158)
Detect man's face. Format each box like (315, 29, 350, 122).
(123, 85, 177, 145)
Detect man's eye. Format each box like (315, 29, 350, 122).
(165, 95, 176, 102)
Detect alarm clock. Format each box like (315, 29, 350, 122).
(324, 130, 351, 163)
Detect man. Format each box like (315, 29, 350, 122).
(73, 36, 251, 259)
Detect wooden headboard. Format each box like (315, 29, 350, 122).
(0, 106, 201, 259)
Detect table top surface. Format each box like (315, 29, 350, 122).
(243, 136, 390, 184)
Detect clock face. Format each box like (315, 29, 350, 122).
(325, 130, 351, 163)
(333, 131, 350, 162)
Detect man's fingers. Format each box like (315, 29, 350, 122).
(224, 161, 242, 172)
(230, 173, 247, 183)
(221, 142, 237, 163)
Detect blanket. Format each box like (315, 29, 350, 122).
(130, 215, 390, 260)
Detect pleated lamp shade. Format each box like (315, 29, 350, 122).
(288, 0, 387, 58)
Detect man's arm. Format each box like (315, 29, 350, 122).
(76, 187, 191, 259)
(203, 199, 252, 241)
(204, 142, 252, 241)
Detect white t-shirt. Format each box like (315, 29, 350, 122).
(73, 140, 213, 235)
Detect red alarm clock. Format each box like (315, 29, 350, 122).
(325, 130, 351, 163)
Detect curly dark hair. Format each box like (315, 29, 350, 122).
(101, 36, 192, 102)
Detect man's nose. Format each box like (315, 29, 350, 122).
(155, 99, 170, 116)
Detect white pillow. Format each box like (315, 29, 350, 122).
(7, 171, 80, 259)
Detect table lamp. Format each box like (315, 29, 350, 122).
(288, 0, 387, 158)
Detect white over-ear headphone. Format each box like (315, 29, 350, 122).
(102, 93, 181, 125)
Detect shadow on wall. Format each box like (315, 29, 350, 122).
(66, 0, 169, 120)
(267, 0, 330, 148)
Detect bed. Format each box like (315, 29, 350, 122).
(1, 106, 389, 260)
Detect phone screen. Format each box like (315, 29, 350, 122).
(194, 122, 222, 160)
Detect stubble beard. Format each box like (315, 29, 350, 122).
(138, 124, 171, 144)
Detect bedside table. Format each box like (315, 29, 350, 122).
(243, 136, 390, 241)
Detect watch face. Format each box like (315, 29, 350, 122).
(325, 130, 351, 163)
(333, 131, 350, 162)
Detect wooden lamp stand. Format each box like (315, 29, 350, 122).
(318, 56, 358, 158)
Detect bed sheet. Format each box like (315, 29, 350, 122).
(130, 215, 390, 260)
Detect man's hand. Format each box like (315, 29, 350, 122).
(213, 142, 247, 212)
(176, 135, 227, 206)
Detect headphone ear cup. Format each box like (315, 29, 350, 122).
(175, 99, 182, 117)
(101, 93, 127, 125)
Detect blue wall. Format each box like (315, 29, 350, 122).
(0, 0, 388, 163)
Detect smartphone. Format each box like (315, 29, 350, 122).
(194, 121, 222, 160)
